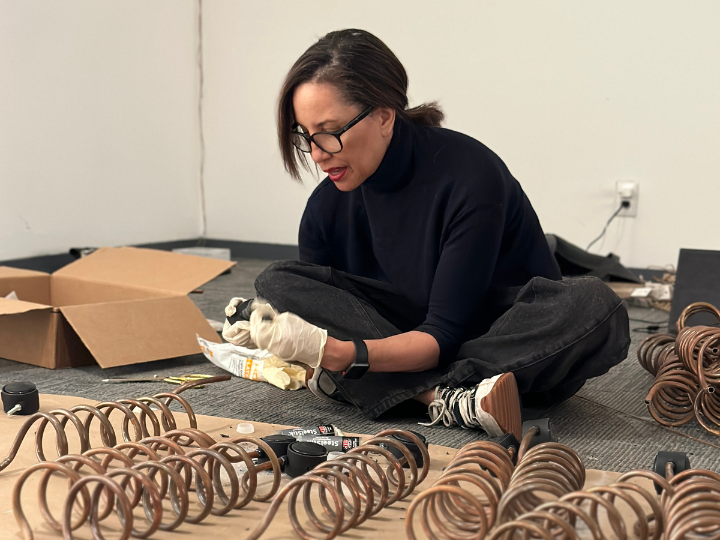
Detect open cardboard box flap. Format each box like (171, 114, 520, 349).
(0, 247, 236, 369)
(0, 266, 47, 279)
(60, 295, 221, 368)
(0, 297, 51, 316)
(0, 266, 52, 305)
(53, 246, 235, 294)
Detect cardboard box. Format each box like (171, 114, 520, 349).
(0, 247, 235, 369)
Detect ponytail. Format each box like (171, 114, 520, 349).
(403, 102, 444, 128)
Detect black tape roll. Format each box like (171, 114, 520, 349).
(257, 434, 297, 463)
(385, 430, 428, 468)
(2, 382, 39, 415)
(226, 299, 255, 325)
(653, 451, 691, 494)
(285, 441, 327, 478)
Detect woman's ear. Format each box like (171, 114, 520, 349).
(374, 107, 395, 137)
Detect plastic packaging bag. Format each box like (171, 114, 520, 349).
(196, 335, 306, 390)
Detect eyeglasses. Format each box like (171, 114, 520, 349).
(291, 106, 373, 154)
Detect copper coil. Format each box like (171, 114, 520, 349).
(645, 351, 699, 427)
(450, 440, 516, 489)
(8, 387, 297, 538)
(404, 426, 582, 540)
(14, 438, 281, 538)
(241, 429, 429, 540)
(694, 388, 720, 436)
(404, 433, 531, 540)
(637, 333, 676, 375)
(664, 469, 720, 540)
(0, 375, 231, 473)
(635, 306, 720, 434)
(496, 442, 585, 523)
(12, 425, 425, 540)
(104, 430, 283, 517)
(675, 325, 720, 389)
(361, 429, 430, 499)
(676, 301, 720, 333)
(406, 483, 492, 540)
(488, 469, 668, 540)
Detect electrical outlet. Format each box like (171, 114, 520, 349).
(616, 180, 638, 217)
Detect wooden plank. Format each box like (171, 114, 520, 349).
(0, 394, 632, 540)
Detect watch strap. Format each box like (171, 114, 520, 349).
(343, 339, 370, 379)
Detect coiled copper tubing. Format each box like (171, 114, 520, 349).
(0, 375, 231, 473)
(638, 302, 720, 435)
(664, 469, 720, 540)
(12, 416, 426, 540)
(405, 428, 542, 540)
(487, 469, 670, 540)
(676, 301, 720, 333)
(239, 429, 430, 540)
(645, 348, 699, 427)
(637, 333, 676, 376)
(496, 440, 585, 523)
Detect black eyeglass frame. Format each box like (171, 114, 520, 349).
(291, 106, 373, 154)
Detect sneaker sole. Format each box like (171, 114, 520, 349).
(480, 372, 522, 441)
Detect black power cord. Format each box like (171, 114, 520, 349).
(586, 200, 630, 252)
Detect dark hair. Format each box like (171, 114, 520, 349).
(278, 29, 444, 180)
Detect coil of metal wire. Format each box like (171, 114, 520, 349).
(0, 375, 232, 473)
(638, 302, 720, 436)
(11, 413, 285, 539)
(404, 439, 513, 540)
(242, 429, 430, 540)
(675, 301, 720, 333)
(664, 468, 720, 540)
(404, 423, 578, 540)
(485, 467, 674, 540)
(637, 333, 676, 376)
(495, 439, 585, 525)
(644, 346, 699, 427)
(10, 395, 427, 540)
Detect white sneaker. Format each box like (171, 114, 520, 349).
(421, 373, 522, 440)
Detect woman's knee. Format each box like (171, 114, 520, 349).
(254, 260, 331, 302)
(254, 260, 297, 298)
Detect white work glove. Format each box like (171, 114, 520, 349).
(249, 305, 328, 368)
(222, 297, 257, 347)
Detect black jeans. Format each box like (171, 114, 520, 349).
(255, 261, 630, 419)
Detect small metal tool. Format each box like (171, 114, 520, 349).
(101, 374, 214, 388)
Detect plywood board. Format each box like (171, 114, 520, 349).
(0, 394, 634, 540)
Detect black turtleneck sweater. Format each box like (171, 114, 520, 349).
(299, 117, 561, 361)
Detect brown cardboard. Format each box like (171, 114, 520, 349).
(61, 296, 220, 368)
(0, 394, 635, 540)
(0, 267, 50, 305)
(0, 247, 235, 369)
(54, 246, 232, 294)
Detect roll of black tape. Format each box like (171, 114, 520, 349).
(285, 441, 327, 478)
(226, 299, 255, 325)
(385, 430, 428, 468)
(2, 382, 39, 415)
(258, 434, 297, 463)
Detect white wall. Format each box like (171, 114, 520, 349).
(202, 1, 720, 269)
(3, 2, 719, 269)
(0, 1, 201, 261)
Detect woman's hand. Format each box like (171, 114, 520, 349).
(249, 305, 328, 368)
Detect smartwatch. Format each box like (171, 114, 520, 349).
(342, 339, 370, 379)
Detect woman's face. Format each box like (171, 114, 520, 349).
(292, 82, 394, 192)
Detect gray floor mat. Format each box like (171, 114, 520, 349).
(1, 258, 718, 473)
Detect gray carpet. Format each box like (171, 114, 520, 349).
(2, 258, 719, 473)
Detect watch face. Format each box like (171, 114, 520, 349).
(343, 361, 369, 379)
